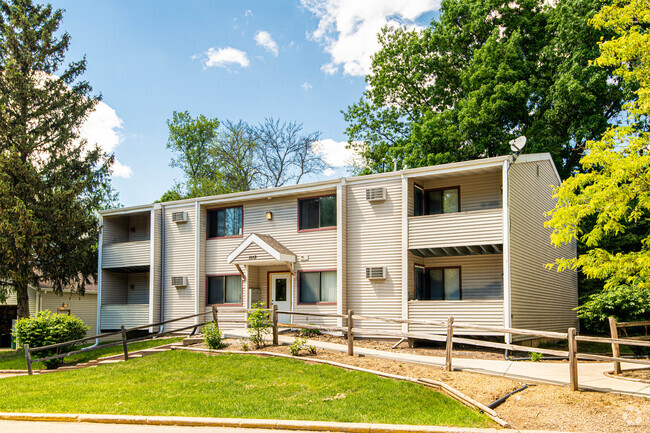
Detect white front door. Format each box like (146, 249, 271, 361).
(270, 273, 291, 324)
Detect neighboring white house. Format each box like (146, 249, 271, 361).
(1, 281, 97, 346)
(96, 153, 577, 342)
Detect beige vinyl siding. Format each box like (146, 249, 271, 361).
(102, 240, 150, 269)
(346, 179, 402, 333)
(421, 170, 502, 212)
(3, 291, 36, 316)
(100, 271, 127, 304)
(197, 206, 207, 324)
(408, 209, 503, 249)
(128, 213, 150, 242)
(40, 292, 97, 336)
(126, 272, 149, 304)
(100, 304, 149, 329)
(409, 301, 504, 335)
(409, 254, 503, 301)
(204, 194, 338, 326)
(102, 212, 150, 245)
(163, 205, 196, 331)
(509, 159, 578, 333)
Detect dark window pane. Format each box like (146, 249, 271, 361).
(427, 190, 443, 214)
(207, 276, 224, 305)
(299, 198, 320, 230)
(275, 278, 287, 302)
(444, 268, 460, 300)
(217, 209, 226, 237)
(414, 187, 424, 216)
(414, 267, 425, 300)
(429, 269, 444, 300)
(319, 196, 336, 227)
(299, 272, 319, 303)
(225, 275, 241, 304)
(208, 211, 219, 238)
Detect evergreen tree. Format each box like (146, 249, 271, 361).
(0, 0, 115, 318)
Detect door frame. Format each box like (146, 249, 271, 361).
(267, 271, 293, 319)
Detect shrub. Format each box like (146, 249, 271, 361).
(529, 352, 542, 362)
(247, 302, 271, 349)
(300, 326, 321, 338)
(308, 344, 317, 355)
(289, 337, 307, 356)
(240, 340, 249, 351)
(202, 322, 224, 349)
(13, 310, 88, 369)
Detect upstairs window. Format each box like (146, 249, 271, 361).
(414, 186, 460, 216)
(207, 275, 242, 305)
(207, 206, 243, 238)
(414, 266, 461, 301)
(298, 195, 336, 231)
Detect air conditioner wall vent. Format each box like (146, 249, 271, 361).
(365, 187, 386, 201)
(171, 276, 188, 287)
(172, 211, 188, 223)
(365, 267, 386, 280)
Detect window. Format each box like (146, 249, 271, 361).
(413, 186, 459, 216)
(207, 206, 242, 238)
(414, 266, 461, 301)
(298, 195, 336, 230)
(207, 275, 242, 305)
(299, 270, 336, 303)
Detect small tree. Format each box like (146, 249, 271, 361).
(13, 310, 88, 369)
(246, 302, 270, 349)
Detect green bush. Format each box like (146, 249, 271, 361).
(202, 322, 223, 349)
(13, 310, 88, 369)
(529, 352, 542, 362)
(247, 302, 271, 349)
(289, 337, 307, 356)
(300, 326, 321, 337)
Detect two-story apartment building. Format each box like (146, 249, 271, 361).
(97, 153, 577, 342)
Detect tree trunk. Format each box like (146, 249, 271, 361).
(16, 282, 30, 319)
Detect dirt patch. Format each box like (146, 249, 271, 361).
(198, 338, 650, 433)
(619, 368, 650, 383)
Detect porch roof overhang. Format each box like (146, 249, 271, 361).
(226, 233, 296, 266)
(410, 244, 503, 258)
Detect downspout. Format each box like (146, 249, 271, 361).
(158, 205, 165, 334)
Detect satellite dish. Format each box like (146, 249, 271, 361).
(509, 136, 527, 153)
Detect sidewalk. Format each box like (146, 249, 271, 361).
(223, 329, 650, 398)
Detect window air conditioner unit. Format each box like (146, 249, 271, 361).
(365, 187, 386, 202)
(365, 267, 386, 280)
(172, 211, 188, 223)
(171, 276, 188, 287)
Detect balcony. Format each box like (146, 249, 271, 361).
(100, 304, 149, 330)
(102, 240, 150, 271)
(408, 208, 503, 251)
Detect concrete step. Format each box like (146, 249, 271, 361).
(183, 337, 205, 346)
(97, 359, 124, 365)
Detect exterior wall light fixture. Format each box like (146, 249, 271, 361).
(266, 211, 273, 221)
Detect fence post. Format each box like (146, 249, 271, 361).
(272, 304, 278, 345)
(445, 317, 454, 372)
(347, 310, 354, 356)
(608, 316, 621, 375)
(212, 305, 218, 325)
(24, 344, 33, 376)
(568, 327, 578, 391)
(121, 325, 129, 361)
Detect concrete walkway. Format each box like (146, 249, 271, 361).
(223, 329, 650, 397)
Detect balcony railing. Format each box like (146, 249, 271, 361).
(100, 304, 149, 329)
(102, 240, 150, 269)
(408, 208, 503, 250)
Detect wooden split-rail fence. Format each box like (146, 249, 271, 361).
(24, 305, 650, 392)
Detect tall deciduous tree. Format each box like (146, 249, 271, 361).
(344, 0, 632, 178)
(546, 0, 650, 329)
(0, 0, 115, 317)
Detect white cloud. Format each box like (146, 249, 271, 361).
(79, 101, 132, 179)
(255, 30, 279, 56)
(323, 168, 335, 176)
(203, 47, 250, 68)
(312, 138, 361, 167)
(245, 9, 253, 17)
(301, 82, 313, 90)
(301, 0, 439, 76)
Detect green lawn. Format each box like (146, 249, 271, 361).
(0, 337, 183, 370)
(0, 351, 493, 427)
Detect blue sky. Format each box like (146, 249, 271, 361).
(50, 0, 439, 206)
